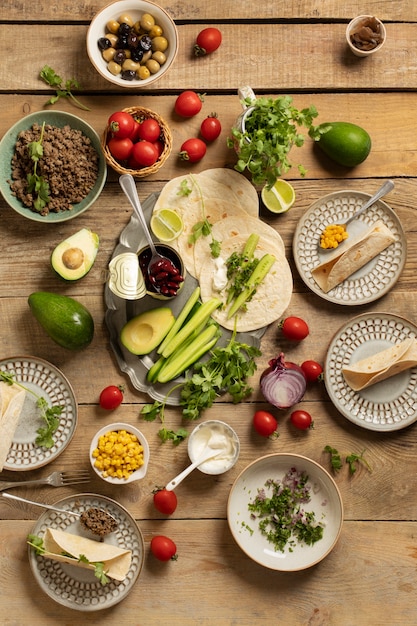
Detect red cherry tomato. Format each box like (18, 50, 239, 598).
(137, 118, 161, 143)
(153, 488, 178, 515)
(130, 140, 159, 168)
(99, 385, 124, 410)
(280, 316, 309, 341)
(150, 535, 178, 561)
(179, 138, 207, 163)
(301, 360, 323, 382)
(290, 410, 313, 430)
(194, 27, 222, 56)
(253, 410, 279, 438)
(153, 139, 164, 157)
(108, 111, 135, 139)
(200, 114, 222, 141)
(174, 91, 203, 117)
(107, 136, 134, 161)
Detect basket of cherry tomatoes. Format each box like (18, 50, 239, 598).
(102, 106, 172, 177)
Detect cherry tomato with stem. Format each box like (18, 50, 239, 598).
(153, 488, 178, 515)
(107, 136, 134, 161)
(290, 410, 314, 430)
(150, 535, 178, 561)
(137, 118, 161, 143)
(99, 385, 124, 410)
(179, 138, 207, 163)
(200, 114, 222, 141)
(108, 111, 135, 139)
(253, 410, 279, 438)
(194, 27, 222, 56)
(130, 140, 159, 168)
(280, 316, 309, 341)
(174, 91, 203, 117)
(301, 360, 323, 382)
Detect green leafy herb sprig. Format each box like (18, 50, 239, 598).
(324, 445, 372, 476)
(27, 535, 110, 585)
(39, 65, 91, 111)
(228, 95, 318, 188)
(0, 371, 63, 448)
(26, 121, 51, 213)
(178, 176, 220, 257)
(141, 384, 188, 445)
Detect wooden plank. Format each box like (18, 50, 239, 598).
(0, 24, 415, 91)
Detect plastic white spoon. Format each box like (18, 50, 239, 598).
(165, 447, 222, 491)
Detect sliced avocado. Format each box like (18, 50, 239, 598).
(51, 228, 99, 281)
(120, 308, 175, 356)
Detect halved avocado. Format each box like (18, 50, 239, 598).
(51, 228, 99, 281)
(120, 308, 175, 356)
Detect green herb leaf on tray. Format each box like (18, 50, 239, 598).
(39, 65, 91, 111)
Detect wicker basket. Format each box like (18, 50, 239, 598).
(102, 106, 172, 178)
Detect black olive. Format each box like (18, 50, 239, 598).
(130, 48, 144, 62)
(121, 70, 136, 81)
(97, 37, 112, 51)
(118, 34, 129, 49)
(118, 23, 131, 36)
(113, 49, 126, 65)
(139, 35, 152, 51)
(127, 32, 139, 49)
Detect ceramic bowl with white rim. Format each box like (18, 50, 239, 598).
(227, 453, 343, 571)
(90, 422, 149, 483)
(188, 420, 240, 475)
(346, 15, 386, 57)
(87, 0, 178, 88)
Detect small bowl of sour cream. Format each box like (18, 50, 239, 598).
(187, 420, 240, 475)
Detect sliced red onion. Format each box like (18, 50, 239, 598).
(260, 353, 306, 409)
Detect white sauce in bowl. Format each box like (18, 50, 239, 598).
(188, 421, 239, 474)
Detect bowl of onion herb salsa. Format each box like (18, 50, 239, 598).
(227, 453, 343, 571)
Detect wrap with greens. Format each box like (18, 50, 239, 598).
(312, 220, 396, 293)
(342, 337, 417, 391)
(0, 382, 26, 470)
(41, 528, 132, 581)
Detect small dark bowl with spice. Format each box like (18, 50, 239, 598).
(0, 110, 107, 223)
(138, 243, 185, 300)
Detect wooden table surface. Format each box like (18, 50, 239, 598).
(1, 2, 417, 625)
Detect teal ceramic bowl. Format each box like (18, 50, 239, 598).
(0, 110, 107, 223)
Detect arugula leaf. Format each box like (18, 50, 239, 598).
(346, 449, 372, 475)
(39, 65, 91, 111)
(324, 445, 343, 473)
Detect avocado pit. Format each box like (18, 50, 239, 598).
(62, 247, 85, 270)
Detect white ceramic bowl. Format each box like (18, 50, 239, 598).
(90, 422, 150, 484)
(187, 420, 240, 476)
(346, 15, 386, 57)
(87, 0, 178, 88)
(227, 453, 343, 571)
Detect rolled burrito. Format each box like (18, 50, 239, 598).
(42, 527, 132, 581)
(342, 337, 417, 391)
(0, 382, 26, 471)
(312, 220, 396, 293)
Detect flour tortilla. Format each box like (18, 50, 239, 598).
(197, 168, 259, 217)
(312, 220, 396, 293)
(199, 234, 292, 332)
(342, 337, 417, 391)
(43, 527, 132, 582)
(0, 382, 26, 471)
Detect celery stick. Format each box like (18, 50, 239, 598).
(157, 324, 221, 383)
(157, 286, 201, 355)
(226, 233, 260, 304)
(147, 356, 166, 383)
(227, 253, 275, 319)
(161, 297, 222, 358)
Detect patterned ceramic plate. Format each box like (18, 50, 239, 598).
(292, 190, 406, 305)
(28, 493, 144, 612)
(0, 356, 77, 470)
(324, 313, 417, 431)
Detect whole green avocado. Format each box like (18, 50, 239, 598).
(310, 121, 371, 167)
(28, 291, 94, 350)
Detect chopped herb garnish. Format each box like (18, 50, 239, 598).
(324, 445, 343, 473)
(26, 121, 51, 213)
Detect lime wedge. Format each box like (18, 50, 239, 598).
(261, 180, 295, 213)
(150, 208, 184, 242)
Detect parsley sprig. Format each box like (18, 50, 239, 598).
(39, 65, 91, 111)
(324, 445, 372, 476)
(178, 176, 220, 257)
(0, 371, 63, 448)
(141, 384, 188, 445)
(26, 121, 51, 213)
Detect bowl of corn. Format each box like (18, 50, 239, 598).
(90, 422, 150, 483)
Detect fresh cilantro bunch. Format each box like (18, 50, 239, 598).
(228, 95, 318, 188)
(39, 65, 91, 111)
(26, 121, 51, 213)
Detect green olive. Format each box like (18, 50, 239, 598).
(146, 59, 160, 74)
(106, 19, 120, 34)
(149, 25, 163, 38)
(122, 59, 140, 72)
(152, 51, 166, 65)
(151, 36, 168, 52)
(105, 32, 118, 47)
(107, 60, 122, 76)
(137, 65, 151, 80)
(102, 48, 116, 62)
(140, 13, 155, 31)
(118, 13, 134, 26)
(140, 50, 152, 64)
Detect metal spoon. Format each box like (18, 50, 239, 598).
(318, 179, 395, 252)
(165, 447, 222, 491)
(119, 173, 169, 290)
(2, 492, 118, 537)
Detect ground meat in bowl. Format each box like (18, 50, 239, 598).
(9, 122, 100, 215)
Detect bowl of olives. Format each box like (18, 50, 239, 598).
(87, 0, 179, 88)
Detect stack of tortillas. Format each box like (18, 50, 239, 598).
(152, 169, 293, 332)
(0, 381, 26, 470)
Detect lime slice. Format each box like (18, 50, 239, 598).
(150, 208, 184, 242)
(261, 180, 295, 214)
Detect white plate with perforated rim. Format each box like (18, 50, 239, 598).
(324, 313, 417, 431)
(293, 190, 406, 305)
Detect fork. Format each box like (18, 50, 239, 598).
(0, 470, 90, 492)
